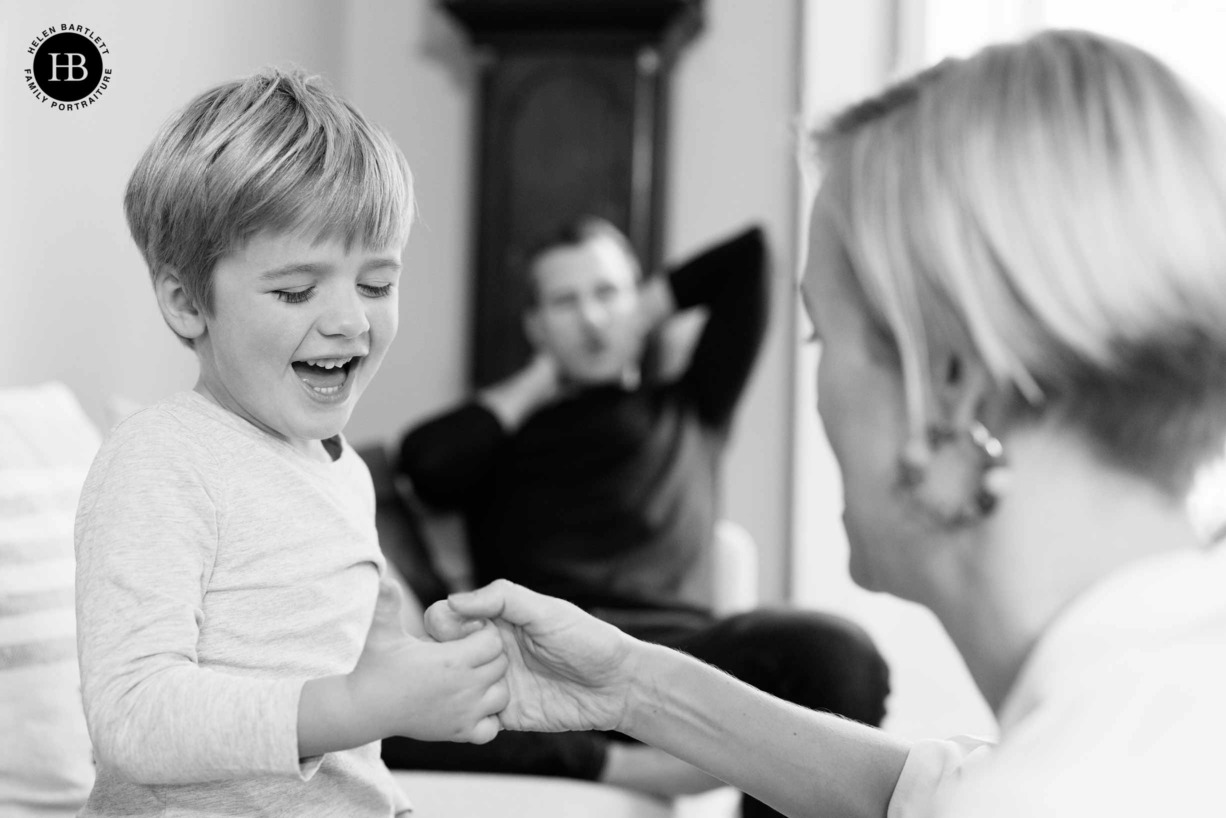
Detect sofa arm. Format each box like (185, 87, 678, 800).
(710, 519, 759, 616)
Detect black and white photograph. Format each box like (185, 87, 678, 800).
(2, 1, 1225, 816)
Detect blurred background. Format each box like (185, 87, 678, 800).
(4, 0, 1225, 745)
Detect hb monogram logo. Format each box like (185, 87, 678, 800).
(49, 53, 90, 82)
(25, 25, 113, 110)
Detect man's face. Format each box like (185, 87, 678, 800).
(526, 234, 644, 384)
(192, 230, 401, 452)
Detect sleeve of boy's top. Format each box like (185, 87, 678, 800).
(74, 413, 317, 785)
(398, 403, 505, 509)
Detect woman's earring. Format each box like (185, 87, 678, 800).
(897, 420, 1008, 526)
(967, 421, 1007, 518)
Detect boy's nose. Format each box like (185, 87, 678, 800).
(319, 294, 371, 338)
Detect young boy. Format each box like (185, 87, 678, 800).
(74, 68, 507, 816)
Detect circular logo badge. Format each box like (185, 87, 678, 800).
(32, 32, 103, 101)
(24, 25, 113, 111)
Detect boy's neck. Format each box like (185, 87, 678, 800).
(192, 383, 339, 463)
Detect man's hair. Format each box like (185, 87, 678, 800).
(812, 28, 1226, 495)
(124, 66, 414, 346)
(521, 215, 642, 307)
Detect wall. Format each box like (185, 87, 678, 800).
(0, 0, 348, 428)
(335, 1, 478, 452)
(666, 0, 801, 602)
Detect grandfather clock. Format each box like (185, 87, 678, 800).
(438, 0, 705, 387)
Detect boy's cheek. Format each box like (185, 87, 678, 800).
(385, 308, 400, 343)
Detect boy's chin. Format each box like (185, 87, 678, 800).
(291, 408, 354, 442)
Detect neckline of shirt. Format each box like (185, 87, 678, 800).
(173, 390, 347, 468)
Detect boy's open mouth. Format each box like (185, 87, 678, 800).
(291, 356, 360, 396)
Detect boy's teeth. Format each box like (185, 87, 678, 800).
(305, 357, 352, 369)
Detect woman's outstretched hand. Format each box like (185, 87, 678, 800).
(424, 579, 640, 735)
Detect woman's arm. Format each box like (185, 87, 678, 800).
(628, 641, 909, 818)
(428, 580, 909, 818)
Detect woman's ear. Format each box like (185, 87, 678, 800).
(900, 346, 1009, 527)
(934, 347, 995, 431)
(153, 266, 207, 342)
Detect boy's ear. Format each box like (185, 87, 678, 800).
(153, 266, 207, 341)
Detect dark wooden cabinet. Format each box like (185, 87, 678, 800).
(439, 0, 705, 386)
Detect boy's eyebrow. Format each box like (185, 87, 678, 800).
(362, 257, 403, 273)
(260, 263, 324, 281)
(258, 258, 402, 281)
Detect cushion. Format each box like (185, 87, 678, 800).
(0, 382, 99, 816)
(0, 382, 101, 470)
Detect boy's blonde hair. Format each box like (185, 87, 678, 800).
(125, 67, 414, 345)
(814, 29, 1226, 494)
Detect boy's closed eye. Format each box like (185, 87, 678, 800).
(275, 287, 315, 304)
(358, 282, 395, 298)
(273, 282, 396, 304)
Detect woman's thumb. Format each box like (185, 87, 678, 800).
(449, 579, 547, 626)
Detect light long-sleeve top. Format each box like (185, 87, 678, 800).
(889, 544, 1226, 817)
(75, 391, 411, 816)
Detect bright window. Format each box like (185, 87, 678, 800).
(909, 0, 1226, 113)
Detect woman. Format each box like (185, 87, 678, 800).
(426, 29, 1226, 818)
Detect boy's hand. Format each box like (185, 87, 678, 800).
(424, 580, 638, 735)
(348, 579, 508, 744)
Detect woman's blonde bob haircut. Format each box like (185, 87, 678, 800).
(125, 67, 414, 344)
(813, 29, 1226, 495)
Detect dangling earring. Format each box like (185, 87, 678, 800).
(967, 421, 1008, 516)
(897, 420, 1008, 526)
